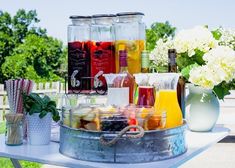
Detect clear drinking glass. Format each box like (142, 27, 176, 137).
(5, 121, 23, 146)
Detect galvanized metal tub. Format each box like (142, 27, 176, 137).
(59, 122, 187, 163)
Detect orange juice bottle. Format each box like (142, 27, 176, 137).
(151, 73, 183, 129)
(154, 90, 183, 128)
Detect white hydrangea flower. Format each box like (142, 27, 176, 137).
(149, 38, 174, 67)
(218, 28, 235, 49)
(203, 46, 235, 82)
(174, 26, 217, 57)
(189, 46, 235, 88)
(189, 65, 221, 89)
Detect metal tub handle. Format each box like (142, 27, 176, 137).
(100, 125, 145, 146)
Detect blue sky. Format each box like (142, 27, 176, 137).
(0, 0, 234, 44)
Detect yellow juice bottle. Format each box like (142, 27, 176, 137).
(154, 89, 183, 128)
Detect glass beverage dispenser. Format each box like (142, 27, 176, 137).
(90, 14, 116, 88)
(68, 16, 91, 93)
(114, 12, 146, 75)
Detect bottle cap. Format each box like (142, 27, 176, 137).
(168, 49, 176, 54)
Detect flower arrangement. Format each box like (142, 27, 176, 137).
(189, 46, 235, 99)
(150, 25, 235, 99)
(174, 26, 217, 56)
(149, 26, 218, 72)
(174, 26, 218, 71)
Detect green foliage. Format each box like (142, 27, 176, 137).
(1, 34, 66, 82)
(211, 29, 222, 40)
(181, 63, 199, 80)
(149, 61, 168, 73)
(23, 92, 60, 122)
(146, 21, 176, 51)
(0, 9, 65, 83)
(176, 50, 205, 72)
(213, 82, 231, 100)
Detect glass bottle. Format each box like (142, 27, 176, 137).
(141, 50, 150, 73)
(113, 50, 135, 104)
(168, 49, 186, 118)
(168, 49, 177, 72)
(114, 12, 146, 75)
(90, 14, 116, 89)
(67, 15, 92, 93)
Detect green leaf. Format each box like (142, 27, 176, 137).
(181, 63, 199, 80)
(211, 29, 222, 40)
(52, 114, 60, 122)
(213, 83, 231, 100)
(42, 95, 50, 104)
(194, 49, 205, 65)
(39, 110, 48, 118)
(29, 93, 44, 105)
(46, 106, 56, 113)
(29, 103, 42, 115)
(47, 100, 56, 107)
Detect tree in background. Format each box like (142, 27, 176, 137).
(0, 9, 66, 83)
(146, 21, 176, 51)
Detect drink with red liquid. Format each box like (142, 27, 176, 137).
(137, 86, 155, 107)
(68, 41, 91, 92)
(113, 50, 135, 104)
(90, 41, 115, 87)
(67, 16, 91, 93)
(91, 14, 116, 88)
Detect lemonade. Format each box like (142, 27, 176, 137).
(115, 40, 145, 74)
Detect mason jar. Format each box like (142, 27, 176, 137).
(5, 120, 23, 146)
(114, 12, 146, 74)
(67, 15, 92, 93)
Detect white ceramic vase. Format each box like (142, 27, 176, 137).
(27, 113, 52, 145)
(186, 84, 220, 132)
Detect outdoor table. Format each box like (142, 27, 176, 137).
(0, 125, 229, 168)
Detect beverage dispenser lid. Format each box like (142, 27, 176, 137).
(69, 15, 92, 19)
(116, 12, 144, 16)
(92, 14, 116, 18)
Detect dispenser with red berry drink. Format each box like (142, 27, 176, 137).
(90, 14, 116, 88)
(68, 16, 92, 93)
